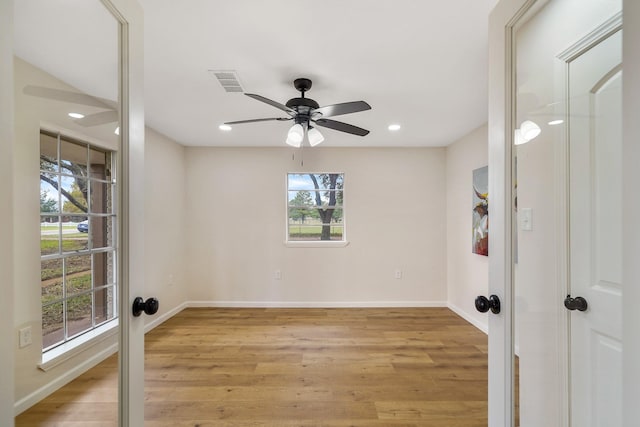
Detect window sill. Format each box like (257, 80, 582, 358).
(285, 240, 350, 248)
(39, 319, 118, 372)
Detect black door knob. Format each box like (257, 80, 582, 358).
(132, 297, 159, 317)
(475, 295, 501, 314)
(564, 295, 588, 311)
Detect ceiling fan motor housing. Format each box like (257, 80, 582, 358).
(287, 78, 319, 121)
(285, 97, 319, 111)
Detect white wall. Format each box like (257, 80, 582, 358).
(143, 128, 188, 325)
(445, 124, 489, 332)
(185, 147, 448, 306)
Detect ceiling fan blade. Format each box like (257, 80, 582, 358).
(23, 85, 115, 109)
(75, 110, 119, 127)
(245, 93, 296, 115)
(313, 118, 370, 136)
(313, 101, 371, 118)
(224, 117, 292, 125)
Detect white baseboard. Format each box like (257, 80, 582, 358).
(448, 302, 488, 334)
(144, 301, 188, 333)
(14, 343, 118, 416)
(186, 300, 448, 308)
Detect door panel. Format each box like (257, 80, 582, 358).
(11, 1, 145, 425)
(568, 29, 622, 427)
(492, 1, 640, 427)
(509, 1, 621, 427)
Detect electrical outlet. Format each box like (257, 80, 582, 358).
(274, 270, 282, 280)
(19, 326, 32, 348)
(394, 270, 403, 279)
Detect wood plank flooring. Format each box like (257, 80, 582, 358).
(16, 307, 488, 426)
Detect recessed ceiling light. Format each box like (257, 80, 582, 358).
(548, 119, 564, 126)
(388, 124, 401, 131)
(68, 112, 85, 119)
(219, 124, 232, 131)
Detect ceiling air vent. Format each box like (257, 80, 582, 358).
(209, 70, 244, 93)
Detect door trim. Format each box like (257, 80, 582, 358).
(99, 0, 145, 425)
(488, 0, 550, 425)
(622, 1, 640, 426)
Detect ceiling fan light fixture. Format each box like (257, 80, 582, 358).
(286, 123, 304, 147)
(307, 126, 324, 147)
(520, 120, 541, 141)
(218, 124, 232, 131)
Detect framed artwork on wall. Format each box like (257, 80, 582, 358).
(472, 166, 489, 256)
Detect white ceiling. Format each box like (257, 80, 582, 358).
(14, 0, 496, 148)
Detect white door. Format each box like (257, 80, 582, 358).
(566, 28, 622, 427)
(489, 1, 626, 426)
(102, 0, 147, 425)
(8, 1, 145, 425)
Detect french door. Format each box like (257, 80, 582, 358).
(5, 0, 144, 425)
(488, 0, 640, 426)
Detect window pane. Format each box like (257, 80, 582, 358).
(41, 259, 63, 302)
(65, 255, 91, 283)
(89, 181, 113, 214)
(62, 219, 89, 253)
(94, 286, 115, 325)
(61, 177, 88, 215)
(66, 269, 92, 297)
(41, 217, 60, 255)
(288, 206, 319, 223)
(40, 179, 60, 214)
(287, 174, 315, 190)
(42, 301, 64, 349)
(60, 139, 88, 177)
(90, 216, 113, 249)
(66, 294, 93, 338)
(288, 173, 344, 191)
(93, 251, 115, 288)
(331, 208, 344, 222)
(288, 207, 343, 222)
(288, 224, 344, 241)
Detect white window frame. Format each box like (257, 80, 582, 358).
(39, 129, 118, 361)
(285, 172, 348, 248)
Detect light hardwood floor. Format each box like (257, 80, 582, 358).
(16, 307, 488, 426)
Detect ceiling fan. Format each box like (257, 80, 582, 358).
(224, 78, 371, 147)
(23, 85, 118, 127)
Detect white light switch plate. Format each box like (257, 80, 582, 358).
(521, 208, 533, 231)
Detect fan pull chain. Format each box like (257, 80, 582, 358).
(292, 148, 304, 166)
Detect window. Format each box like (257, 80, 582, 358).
(39, 130, 117, 351)
(287, 173, 344, 242)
